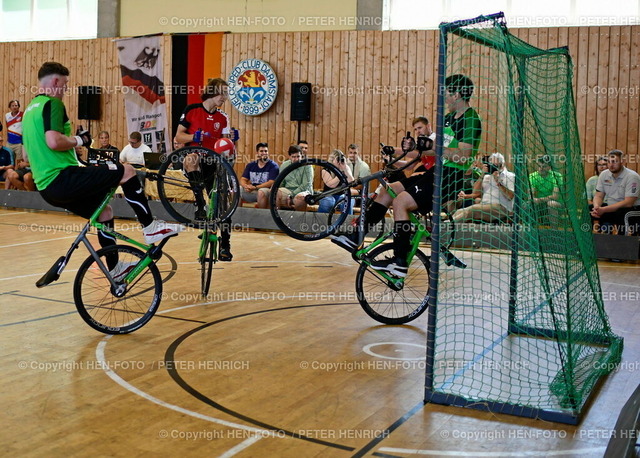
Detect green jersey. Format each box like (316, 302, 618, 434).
(22, 94, 77, 190)
(529, 170, 564, 198)
(443, 107, 482, 170)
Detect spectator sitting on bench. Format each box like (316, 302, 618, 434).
(591, 149, 640, 235)
(1, 134, 15, 187)
(586, 155, 608, 206)
(240, 142, 279, 209)
(529, 154, 563, 224)
(4, 147, 35, 191)
(452, 152, 514, 224)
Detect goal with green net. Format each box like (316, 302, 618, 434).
(425, 12, 623, 425)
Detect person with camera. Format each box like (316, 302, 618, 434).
(23, 62, 183, 276)
(452, 152, 515, 224)
(318, 149, 355, 214)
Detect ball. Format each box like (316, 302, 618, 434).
(214, 138, 235, 159)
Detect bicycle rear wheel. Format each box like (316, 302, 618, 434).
(200, 231, 216, 296)
(355, 244, 431, 325)
(74, 245, 162, 334)
(269, 159, 351, 241)
(156, 146, 239, 228)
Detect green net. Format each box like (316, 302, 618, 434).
(425, 13, 623, 424)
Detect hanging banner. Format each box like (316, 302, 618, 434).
(116, 35, 169, 153)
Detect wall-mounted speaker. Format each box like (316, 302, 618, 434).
(78, 86, 101, 120)
(290, 82, 312, 122)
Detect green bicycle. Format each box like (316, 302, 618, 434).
(36, 185, 174, 335)
(269, 148, 463, 325)
(151, 146, 240, 296)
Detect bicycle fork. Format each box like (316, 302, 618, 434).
(36, 222, 93, 288)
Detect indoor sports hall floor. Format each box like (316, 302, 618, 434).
(1, 208, 639, 457)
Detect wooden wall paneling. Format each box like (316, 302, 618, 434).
(353, 30, 365, 160)
(306, 31, 330, 159)
(605, 26, 621, 156)
(304, 31, 318, 154)
(585, 27, 600, 160)
(627, 28, 640, 170)
(389, 31, 401, 143)
(595, 27, 611, 157)
(615, 26, 631, 166)
(574, 27, 589, 166)
(344, 30, 357, 152)
(379, 31, 392, 149)
(426, 30, 438, 132)
(369, 31, 382, 169)
(394, 30, 407, 143)
(328, 31, 341, 157)
(360, 30, 374, 165)
(318, 31, 331, 157)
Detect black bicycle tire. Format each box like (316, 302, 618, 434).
(156, 146, 239, 228)
(355, 244, 430, 325)
(200, 236, 215, 296)
(73, 245, 162, 334)
(269, 158, 351, 241)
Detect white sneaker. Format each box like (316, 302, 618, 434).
(109, 261, 137, 282)
(143, 220, 185, 244)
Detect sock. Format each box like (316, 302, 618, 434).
(186, 170, 207, 209)
(98, 218, 118, 270)
(363, 201, 388, 234)
(220, 220, 232, 248)
(393, 220, 413, 265)
(121, 176, 153, 227)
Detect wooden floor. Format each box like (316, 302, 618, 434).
(1, 208, 639, 457)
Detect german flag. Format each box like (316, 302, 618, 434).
(171, 33, 224, 137)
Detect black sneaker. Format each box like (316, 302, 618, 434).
(369, 257, 408, 278)
(219, 246, 233, 262)
(330, 232, 359, 252)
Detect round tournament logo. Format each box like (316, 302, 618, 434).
(228, 59, 278, 116)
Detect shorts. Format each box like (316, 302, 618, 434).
(401, 170, 434, 215)
(39, 164, 125, 219)
(15, 167, 31, 181)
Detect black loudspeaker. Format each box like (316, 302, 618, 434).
(78, 86, 101, 120)
(290, 82, 312, 121)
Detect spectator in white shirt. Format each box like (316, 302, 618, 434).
(119, 131, 151, 168)
(453, 152, 515, 223)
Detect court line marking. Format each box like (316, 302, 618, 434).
(95, 337, 270, 435)
(0, 235, 76, 249)
(377, 446, 607, 456)
(219, 436, 263, 457)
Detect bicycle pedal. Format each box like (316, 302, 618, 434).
(36, 256, 67, 288)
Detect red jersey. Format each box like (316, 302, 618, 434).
(178, 103, 229, 151)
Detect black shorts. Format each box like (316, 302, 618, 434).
(400, 170, 434, 215)
(40, 164, 125, 219)
(15, 167, 31, 181)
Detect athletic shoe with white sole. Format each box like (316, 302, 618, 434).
(143, 219, 185, 244)
(109, 261, 137, 282)
(369, 257, 408, 278)
(330, 232, 359, 252)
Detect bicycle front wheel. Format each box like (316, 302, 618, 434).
(270, 159, 351, 241)
(74, 245, 162, 334)
(355, 244, 431, 325)
(200, 232, 216, 296)
(156, 146, 239, 227)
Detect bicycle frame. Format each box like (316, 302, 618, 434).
(36, 188, 167, 289)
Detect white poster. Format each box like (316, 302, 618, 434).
(116, 35, 169, 153)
